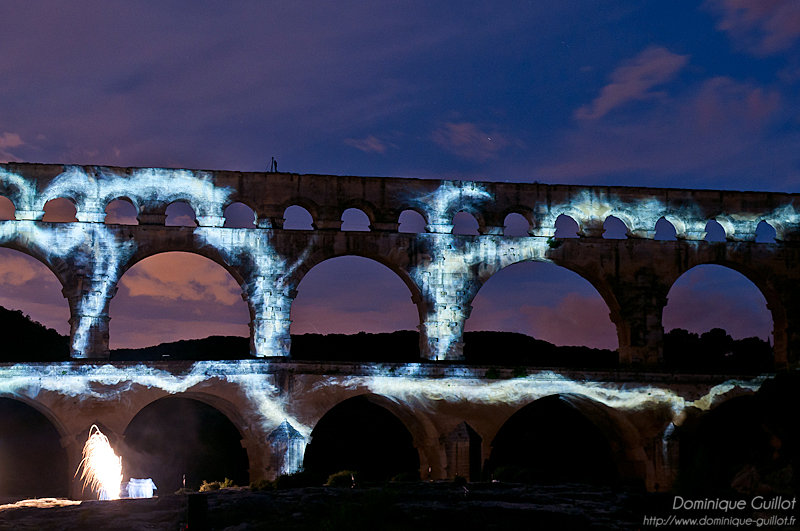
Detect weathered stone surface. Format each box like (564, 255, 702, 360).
(0, 163, 796, 494)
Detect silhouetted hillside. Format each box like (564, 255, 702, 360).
(463, 331, 618, 368)
(291, 331, 421, 362)
(0, 305, 775, 372)
(111, 336, 252, 361)
(0, 306, 69, 361)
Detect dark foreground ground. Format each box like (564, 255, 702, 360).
(0, 482, 655, 530)
(1, 482, 797, 531)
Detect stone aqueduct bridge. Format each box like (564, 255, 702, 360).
(0, 162, 797, 495)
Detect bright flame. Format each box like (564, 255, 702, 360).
(76, 425, 123, 500)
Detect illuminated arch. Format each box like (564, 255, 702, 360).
(704, 219, 727, 242)
(398, 209, 427, 233)
(223, 202, 256, 228)
(165, 200, 197, 227)
(42, 197, 77, 222)
(0, 195, 14, 219)
(553, 214, 579, 238)
(466, 259, 619, 353)
(603, 215, 629, 239)
(122, 395, 249, 491)
(104, 197, 139, 225)
(654, 217, 677, 240)
(503, 212, 530, 237)
(755, 220, 776, 243)
(289, 253, 424, 335)
(452, 210, 480, 235)
(110, 250, 250, 350)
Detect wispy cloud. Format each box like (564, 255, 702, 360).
(0, 131, 24, 162)
(538, 76, 790, 187)
(575, 46, 689, 120)
(120, 254, 242, 306)
(705, 0, 800, 55)
(344, 135, 390, 154)
(431, 122, 511, 162)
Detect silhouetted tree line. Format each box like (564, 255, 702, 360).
(0, 306, 68, 361)
(663, 328, 772, 373)
(0, 305, 774, 372)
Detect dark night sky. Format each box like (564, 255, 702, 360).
(0, 1, 795, 348)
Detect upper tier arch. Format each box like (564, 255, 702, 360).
(0, 162, 797, 368)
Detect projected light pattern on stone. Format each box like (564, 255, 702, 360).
(0, 162, 798, 494)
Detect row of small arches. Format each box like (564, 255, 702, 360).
(0, 195, 778, 242)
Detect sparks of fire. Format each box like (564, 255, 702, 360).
(76, 425, 123, 500)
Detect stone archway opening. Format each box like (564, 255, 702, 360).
(122, 396, 249, 493)
(0, 398, 69, 498)
(0, 195, 14, 220)
(488, 395, 619, 484)
(464, 261, 617, 367)
(165, 201, 197, 227)
(303, 395, 420, 483)
(289, 255, 420, 361)
(452, 211, 479, 235)
(398, 209, 426, 233)
(223, 202, 256, 228)
(104, 198, 139, 225)
(0, 248, 70, 360)
(283, 205, 314, 230)
(341, 208, 371, 231)
(42, 198, 77, 222)
(662, 264, 773, 372)
(109, 251, 250, 355)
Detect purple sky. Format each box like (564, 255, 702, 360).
(2, 1, 794, 349)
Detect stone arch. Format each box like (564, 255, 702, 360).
(398, 208, 427, 233)
(341, 207, 371, 231)
(165, 200, 197, 227)
(662, 262, 778, 368)
(755, 220, 777, 243)
(104, 197, 139, 225)
(452, 210, 480, 235)
(110, 250, 250, 350)
(502, 211, 531, 237)
(553, 213, 580, 238)
(303, 393, 429, 482)
(467, 258, 621, 354)
(488, 393, 648, 486)
(281, 197, 320, 226)
(603, 215, 629, 239)
(0, 395, 70, 497)
(288, 250, 426, 333)
(654, 216, 677, 240)
(42, 197, 78, 222)
(0, 195, 14, 219)
(223, 201, 256, 228)
(704, 219, 727, 242)
(283, 204, 315, 230)
(122, 394, 250, 491)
